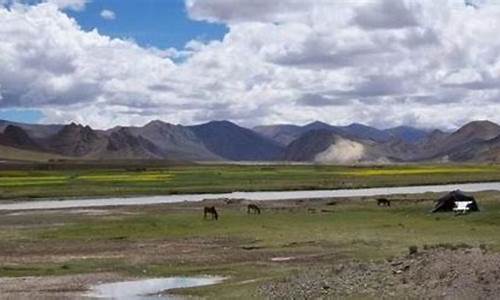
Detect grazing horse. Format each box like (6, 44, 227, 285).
(204, 206, 218, 220)
(247, 204, 261, 214)
(377, 198, 391, 207)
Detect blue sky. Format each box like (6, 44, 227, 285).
(67, 0, 227, 49)
(2, 0, 227, 124)
(0, 109, 44, 123)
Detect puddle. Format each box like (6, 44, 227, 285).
(271, 257, 294, 262)
(85, 276, 225, 299)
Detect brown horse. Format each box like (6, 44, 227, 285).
(204, 206, 218, 220)
(247, 204, 261, 214)
(377, 198, 391, 207)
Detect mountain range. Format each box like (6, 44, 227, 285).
(2, 118, 500, 163)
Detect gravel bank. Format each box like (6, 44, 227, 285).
(259, 245, 500, 299)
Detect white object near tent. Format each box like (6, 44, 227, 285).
(453, 201, 473, 214)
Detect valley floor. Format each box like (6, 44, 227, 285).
(3, 163, 500, 200)
(1, 192, 500, 299)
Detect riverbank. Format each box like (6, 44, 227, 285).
(1, 192, 500, 298)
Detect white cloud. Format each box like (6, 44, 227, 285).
(0, 0, 89, 10)
(46, 0, 88, 11)
(2, 0, 500, 130)
(186, 0, 315, 24)
(100, 9, 115, 20)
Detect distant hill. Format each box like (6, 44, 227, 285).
(45, 123, 107, 157)
(340, 123, 392, 142)
(0, 119, 62, 139)
(2, 118, 500, 163)
(252, 124, 303, 146)
(110, 120, 220, 161)
(437, 121, 500, 153)
(385, 126, 429, 144)
(255, 121, 429, 146)
(0, 125, 42, 151)
(189, 121, 284, 161)
(101, 127, 164, 159)
(443, 135, 500, 162)
(416, 121, 500, 162)
(283, 129, 397, 164)
(284, 130, 340, 161)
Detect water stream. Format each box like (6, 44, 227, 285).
(2, 182, 500, 211)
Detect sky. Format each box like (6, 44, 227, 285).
(0, 0, 500, 130)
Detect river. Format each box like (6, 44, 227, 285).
(1, 181, 500, 211)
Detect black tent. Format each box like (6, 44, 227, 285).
(432, 190, 479, 213)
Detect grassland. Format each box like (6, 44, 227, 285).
(2, 164, 500, 200)
(0, 145, 68, 162)
(2, 163, 500, 297)
(1, 193, 500, 298)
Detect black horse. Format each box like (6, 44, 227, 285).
(377, 198, 391, 207)
(204, 206, 219, 220)
(247, 204, 261, 214)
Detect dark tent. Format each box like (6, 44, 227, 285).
(432, 190, 479, 213)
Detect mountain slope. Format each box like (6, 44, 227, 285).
(99, 127, 165, 159)
(114, 120, 220, 161)
(255, 121, 429, 146)
(440, 121, 500, 152)
(384, 126, 429, 143)
(283, 129, 382, 163)
(253, 124, 302, 146)
(2, 118, 500, 163)
(0, 145, 68, 162)
(45, 123, 108, 157)
(253, 121, 338, 146)
(254, 121, 344, 147)
(341, 123, 392, 142)
(284, 130, 339, 161)
(418, 121, 500, 160)
(190, 120, 284, 161)
(0, 119, 63, 139)
(0, 125, 42, 151)
(283, 129, 418, 163)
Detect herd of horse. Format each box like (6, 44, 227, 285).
(204, 199, 391, 220)
(203, 203, 261, 220)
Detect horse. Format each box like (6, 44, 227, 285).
(247, 204, 261, 214)
(377, 198, 391, 207)
(204, 206, 218, 220)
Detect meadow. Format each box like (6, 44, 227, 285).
(2, 164, 500, 200)
(2, 163, 500, 297)
(1, 193, 500, 298)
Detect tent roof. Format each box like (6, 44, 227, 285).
(432, 190, 478, 213)
(437, 190, 474, 201)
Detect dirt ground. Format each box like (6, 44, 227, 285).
(259, 245, 500, 299)
(2, 246, 500, 299)
(0, 273, 124, 299)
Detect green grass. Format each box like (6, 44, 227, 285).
(2, 196, 500, 298)
(32, 202, 500, 254)
(0, 259, 122, 277)
(3, 163, 500, 298)
(3, 164, 500, 200)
